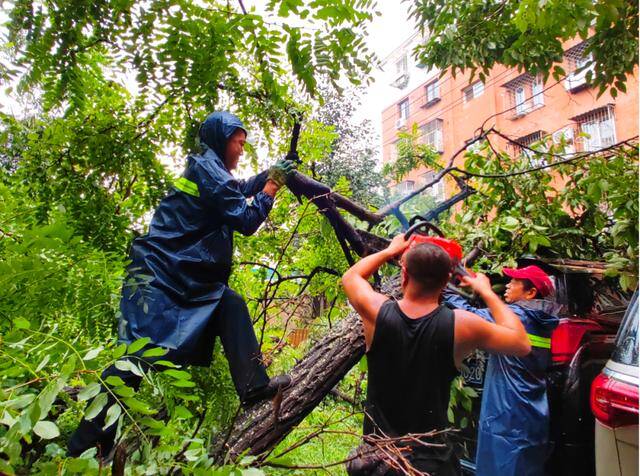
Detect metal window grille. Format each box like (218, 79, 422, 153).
(573, 106, 617, 151)
(503, 73, 544, 117)
(532, 75, 544, 107)
(512, 130, 548, 165)
(420, 171, 445, 202)
(420, 119, 443, 152)
(564, 41, 594, 91)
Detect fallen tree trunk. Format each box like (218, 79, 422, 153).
(212, 277, 402, 463)
(209, 170, 477, 462)
(212, 310, 364, 461)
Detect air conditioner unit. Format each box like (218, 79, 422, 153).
(395, 118, 407, 129)
(391, 72, 409, 89)
(564, 65, 594, 93)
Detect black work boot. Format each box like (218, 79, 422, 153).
(241, 374, 291, 407)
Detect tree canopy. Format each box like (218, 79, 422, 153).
(410, 0, 638, 97)
(0, 0, 638, 474)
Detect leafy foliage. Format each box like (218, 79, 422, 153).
(0, 0, 638, 473)
(311, 83, 384, 206)
(410, 0, 639, 97)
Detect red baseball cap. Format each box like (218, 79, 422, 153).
(503, 265, 554, 297)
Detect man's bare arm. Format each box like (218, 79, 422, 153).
(342, 235, 410, 350)
(454, 273, 531, 366)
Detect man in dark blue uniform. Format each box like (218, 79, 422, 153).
(443, 265, 559, 476)
(69, 111, 295, 457)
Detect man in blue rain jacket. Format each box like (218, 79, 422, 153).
(69, 111, 295, 457)
(444, 265, 560, 476)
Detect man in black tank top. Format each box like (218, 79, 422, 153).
(342, 235, 532, 475)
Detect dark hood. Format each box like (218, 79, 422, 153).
(198, 111, 247, 159)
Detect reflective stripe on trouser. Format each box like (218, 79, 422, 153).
(175, 177, 200, 197)
(527, 333, 551, 349)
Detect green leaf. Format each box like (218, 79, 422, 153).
(113, 385, 135, 398)
(122, 398, 156, 415)
(104, 375, 126, 387)
(358, 356, 368, 372)
(13, 317, 31, 329)
(82, 347, 103, 361)
(114, 360, 144, 377)
(35, 355, 51, 373)
(103, 404, 122, 430)
(127, 337, 151, 354)
(171, 380, 196, 388)
(142, 347, 168, 358)
(241, 469, 265, 476)
(162, 369, 191, 380)
(154, 360, 180, 368)
(173, 405, 193, 419)
(112, 343, 127, 359)
(84, 393, 109, 420)
(77, 382, 101, 402)
(1, 393, 36, 410)
(33, 420, 60, 439)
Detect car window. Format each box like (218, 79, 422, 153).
(611, 290, 638, 366)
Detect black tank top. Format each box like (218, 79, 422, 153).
(364, 299, 459, 437)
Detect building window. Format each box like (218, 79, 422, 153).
(515, 86, 527, 115)
(573, 106, 616, 151)
(532, 75, 544, 107)
(391, 53, 410, 89)
(503, 73, 545, 118)
(396, 99, 409, 128)
(420, 171, 445, 202)
(564, 42, 594, 93)
(424, 80, 440, 106)
(420, 119, 444, 153)
(394, 180, 415, 196)
(513, 130, 548, 164)
(396, 55, 408, 75)
(463, 81, 484, 103)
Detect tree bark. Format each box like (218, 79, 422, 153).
(211, 276, 402, 463)
(212, 310, 365, 461)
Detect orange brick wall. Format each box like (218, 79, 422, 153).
(381, 38, 639, 197)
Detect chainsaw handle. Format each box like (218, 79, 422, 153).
(404, 221, 445, 240)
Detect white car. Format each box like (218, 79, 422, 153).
(591, 290, 639, 476)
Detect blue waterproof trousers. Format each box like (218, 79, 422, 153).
(68, 287, 268, 457)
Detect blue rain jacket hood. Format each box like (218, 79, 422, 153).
(118, 111, 272, 365)
(443, 291, 560, 476)
(199, 111, 247, 159)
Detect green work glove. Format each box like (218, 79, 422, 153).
(268, 157, 297, 187)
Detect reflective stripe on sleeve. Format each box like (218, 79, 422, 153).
(175, 177, 200, 197)
(527, 333, 551, 349)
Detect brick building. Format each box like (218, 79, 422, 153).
(380, 35, 639, 199)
